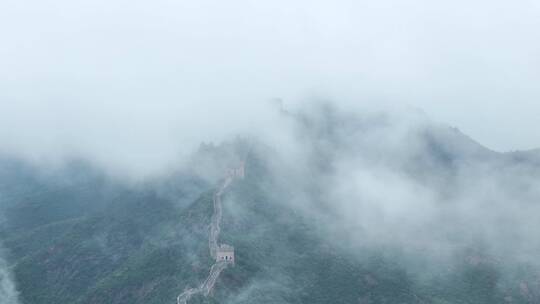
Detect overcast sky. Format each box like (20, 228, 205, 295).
(1, 0, 539, 174)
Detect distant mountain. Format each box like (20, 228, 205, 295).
(1, 106, 539, 304)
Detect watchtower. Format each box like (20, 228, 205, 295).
(227, 161, 245, 179)
(216, 244, 235, 264)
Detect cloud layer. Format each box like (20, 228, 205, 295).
(0, 0, 539, 177)
(251, 104, 540, 272)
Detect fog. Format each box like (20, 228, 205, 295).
(1, 0, 539, 179)
(0, 246, 19, 304)
(240, 103, 540, 285)
(1, 1, 540, 302)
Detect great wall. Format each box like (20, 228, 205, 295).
(176, 162, 244, 304)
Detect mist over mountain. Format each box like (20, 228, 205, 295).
(0, 103, 539, 304)
(1, 0, 540, 303)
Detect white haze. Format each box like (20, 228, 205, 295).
(0, 0, 539, 179)
(0, 247, 19, 304)
(0, 1, 540, 299)
(253, 105, 540, 273)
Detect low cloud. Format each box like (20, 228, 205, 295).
(0, 0, 539, 178)
(0, 247, 19, 304)
(254, 104, 540, 273)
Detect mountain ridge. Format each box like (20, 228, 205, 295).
(1, 109, 539, 304)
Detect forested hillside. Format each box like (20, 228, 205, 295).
(1, 111, 539, 303)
